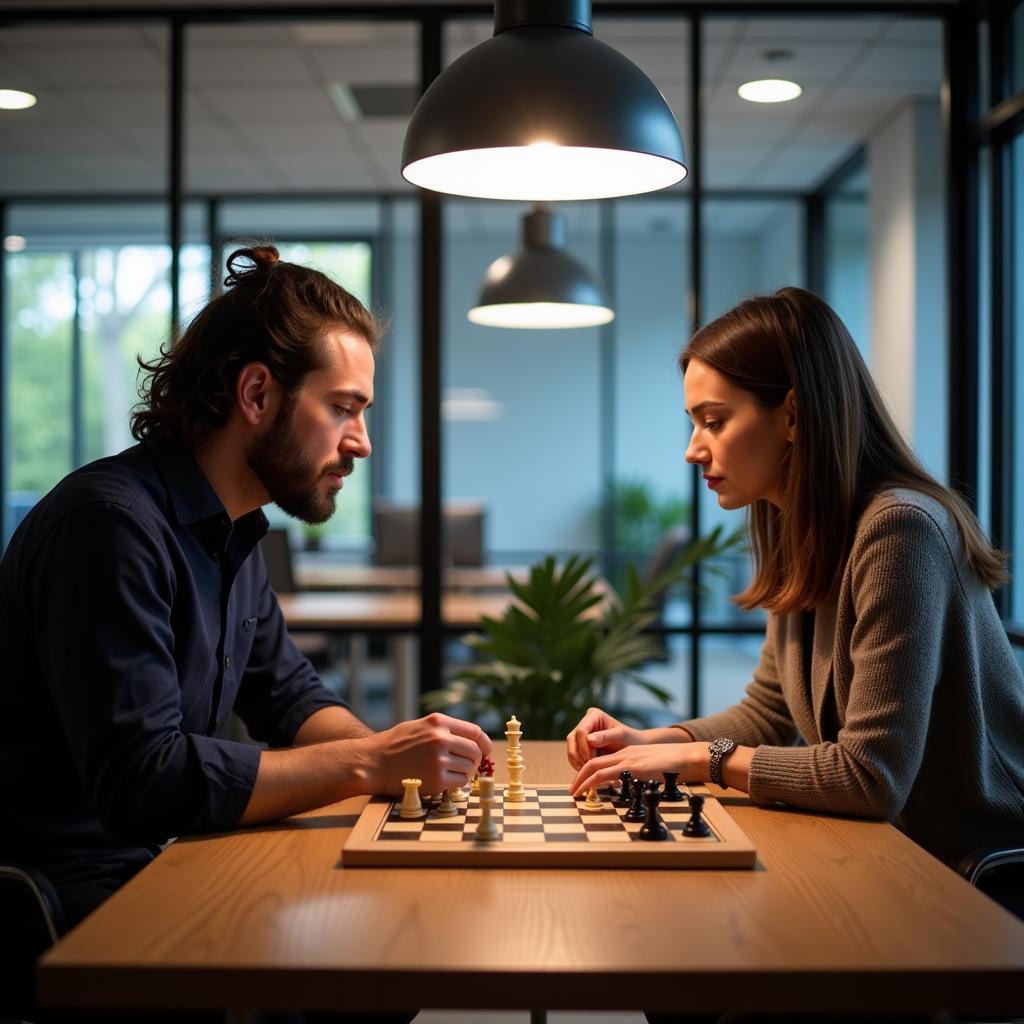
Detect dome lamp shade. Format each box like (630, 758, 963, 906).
(402, 0, 686, 201)
(468, 205, 614, 329)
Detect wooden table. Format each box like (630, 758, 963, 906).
(293, 561, 528, 592)
(39, 742, 1024, 1016)
(277, 590, 608, 723)
(277, 590, 525, 631)
(276, 591, 531, 721)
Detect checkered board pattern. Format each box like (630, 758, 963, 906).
(341, 784, 757, 868)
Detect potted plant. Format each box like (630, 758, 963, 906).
(423, 524, 744, 738)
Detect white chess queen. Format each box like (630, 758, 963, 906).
(567, 286, 1024, 874)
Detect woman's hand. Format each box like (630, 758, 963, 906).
(569, 742, 712, 797)
(566, 707, 648, 770)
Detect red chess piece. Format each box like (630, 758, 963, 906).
(479, 757, 495, 777)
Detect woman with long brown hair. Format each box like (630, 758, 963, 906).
(567, 286, 1024, 874)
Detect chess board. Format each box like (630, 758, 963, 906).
(342, 784, 757, 868)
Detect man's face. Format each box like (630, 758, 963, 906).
(246, 327, 374, 525)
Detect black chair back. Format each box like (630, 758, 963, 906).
(260, 527, 296, 594)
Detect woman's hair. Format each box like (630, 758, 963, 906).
(131, 244, 380, 448)
(680, 286, 1006, 613)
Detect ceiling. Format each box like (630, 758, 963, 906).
(0, 12, 942, 208)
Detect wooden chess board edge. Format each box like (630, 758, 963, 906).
(341, 785, 757, 869)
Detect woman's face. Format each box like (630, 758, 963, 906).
(683, 357, 794, 510)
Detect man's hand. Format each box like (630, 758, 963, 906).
(357, 713, 492, 796)
(569, 742, 712, 797)
(566, 707, 647, 770)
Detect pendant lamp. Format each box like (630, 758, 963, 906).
(468, 204, 614, 329)
(403, 0, 686, 201)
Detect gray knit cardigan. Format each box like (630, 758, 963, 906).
(677, 488, 1024, 866)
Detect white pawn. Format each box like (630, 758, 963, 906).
(435, 789, 457, 817)
(583, 786, 603, 810)
(449, 782, 469, 802)
(399, 778, 426, 819)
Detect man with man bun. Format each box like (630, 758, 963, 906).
(0, 246, 490, 949)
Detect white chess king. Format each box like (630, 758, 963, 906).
(505, 714, 525, 802)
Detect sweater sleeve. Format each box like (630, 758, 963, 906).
(747, 503, 959, 819)
(674, 614, 801, 747)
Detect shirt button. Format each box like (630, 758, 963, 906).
(224, 655, 231, 668)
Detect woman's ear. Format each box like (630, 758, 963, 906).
(784, 388, 796, 441)
(236, 362, 278, 427)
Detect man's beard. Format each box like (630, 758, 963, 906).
(246, 400, 353, 525)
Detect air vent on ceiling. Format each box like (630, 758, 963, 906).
(329, 83, 418, 121)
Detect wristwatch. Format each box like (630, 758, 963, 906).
(708, 737, 737, 788)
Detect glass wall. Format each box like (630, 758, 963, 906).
(5, 6, 994, 717)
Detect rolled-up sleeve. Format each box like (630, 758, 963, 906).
(29, 501, 260, 840)
(232, 553, 348, 747)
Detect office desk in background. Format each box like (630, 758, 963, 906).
(277, 588, 608, 722)
(292, 559, 529, 592)
(276, 590, 528, 721)
(38, 742, 1024, 1018)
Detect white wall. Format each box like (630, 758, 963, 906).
(868, 99, 948, 479)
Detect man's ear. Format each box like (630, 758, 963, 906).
(236, 363, 278, 427)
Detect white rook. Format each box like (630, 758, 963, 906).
(399, 778, 426, 819)
(475, 776, 500, 841)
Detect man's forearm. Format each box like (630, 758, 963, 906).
(239, 737, 371, 825)
(292, 705, 374, 745)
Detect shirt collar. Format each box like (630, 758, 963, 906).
(144, 437, 269, 558)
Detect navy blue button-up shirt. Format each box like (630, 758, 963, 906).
(0, 439, 347, 889)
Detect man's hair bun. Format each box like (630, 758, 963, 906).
(224, 245, 280, 288)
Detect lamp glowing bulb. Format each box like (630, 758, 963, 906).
(737, 79, 802, 104)
(404, 145, 686, 202)
(468, 302, 614, 330)
(0, 89, 38, 110)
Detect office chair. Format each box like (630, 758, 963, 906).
(950, 847, 1024, 1024)
(957, 846, 1024, 921)
(260, 527, 297, 593)
(0, 863, 67, 1021)
(372, 501, 486, 568)
(259, 528, 335, 669)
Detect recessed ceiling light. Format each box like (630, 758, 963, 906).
(738, 79, 802, 104)
(0, 89, 38, 110)
(4, 235, 27, 253)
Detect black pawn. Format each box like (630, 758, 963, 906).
(662, 771, 684, 803)
(682, 794, 711, 838)
(614, 769, 633, 807)
(638, 785, 669, 841)
(624, 778, 646, 822)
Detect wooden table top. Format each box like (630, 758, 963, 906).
(278, 584, 608, 631)
(39, 742, 1024, 1015)
(293, 561, 528, 592)
(277, 590, 521, 630)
